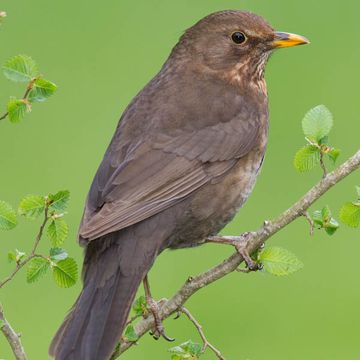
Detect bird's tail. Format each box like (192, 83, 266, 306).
(49, 229, 161, 360)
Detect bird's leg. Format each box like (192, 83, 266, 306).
(143, 274, 175, 342)
(207, 233, 261, 271)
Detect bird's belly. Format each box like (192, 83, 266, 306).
(167, 149, 265, 249)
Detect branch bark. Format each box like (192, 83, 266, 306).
(111, 149, 360, 358)
(0, 304, 27, 360)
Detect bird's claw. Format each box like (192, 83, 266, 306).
(147, 298, 175, 342)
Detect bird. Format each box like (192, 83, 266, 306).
(49, 10, 309, 360)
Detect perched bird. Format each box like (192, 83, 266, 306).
(50, 10, 308, 360)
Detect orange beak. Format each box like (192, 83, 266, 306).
(273, 32, 310, 48)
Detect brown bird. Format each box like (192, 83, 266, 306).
(50, 10, 308, 360)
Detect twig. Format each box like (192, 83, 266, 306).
(319, 152, 327, 178)
(0, 303, 27, 360)
(180, 307, 225, 360)
(302, 211, 315, 236)
(110, 148, 360, 359)
(0, 205, 49, 289)
(0, 79, 35, 121)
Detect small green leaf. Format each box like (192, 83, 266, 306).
(8, 251, 16, 263)
(50, 248, 68, 261)
(48, 190, 70, 212)
(3, 55, 38, 82)
(52, 257, 78, 288)
(132, 295, 148, 316)
(294, 145, 320, 172)
(302, 105, 333, 142)
(7, 98, 28, 123)
(18, 195, 45, 219)
(28, 78, 57, 102)
(27, 257, 50, 283)
(339, 202, 360, 228)
(123, 324, 138, 342)
(47, 218, 68, 247)
(169, 340, 202, 359)
(312, 210, 323, 227)
(321, 205, 332, 222)
(0, 200, 17, 230)
(328, 148, 341, 164)
(324, 217, 339, 235)
(258, 246, 303, 276)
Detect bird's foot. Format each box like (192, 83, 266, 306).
(147, 297, 174, 342)
(207, 232, 262, 272)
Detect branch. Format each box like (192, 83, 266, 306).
(0, 304, 27, 360)
(180, 307, 225, 360)
(0, 79, 35, 121)
(0, 206, 49, 289)
(111, 148, 360, 358)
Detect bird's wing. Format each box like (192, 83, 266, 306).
(79, 114, 261, 241)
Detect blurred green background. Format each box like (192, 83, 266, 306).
(1, 0, 359, 359)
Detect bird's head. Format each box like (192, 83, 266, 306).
(175, 10, 309, 84)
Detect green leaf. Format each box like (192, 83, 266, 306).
(339, 202, 360, 228)
(7, 98, 28, 123)
(28, 78, 57, 102)
(47, 218, 68, 247)
(123, 325, 138, 342)
(52, 257, 78, 288)
(132, 295, 148, 316)
(293, 145, 320, 172)
(328, 148, 341, 164)
(258, 246, 303, 276)
(50, 247, 68, 261)
(0, 200, 17, 230)
(302, 105, 333, 142)
(18, 195, 45, 219)
(3, 55, 38, 82)
(169, 340, 202, 359)
(27, 257, 50, 283)
(312, 210, 323, 227)
(48, 190, 70, 212)
(321, 205, 332, 222)
(324, 217, 339, 235)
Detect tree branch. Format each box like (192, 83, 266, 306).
(180, 307, 226, 360)
(111, 148, 360, 358)
(0, 304, 27, 360)
(0, 206, 49, 289)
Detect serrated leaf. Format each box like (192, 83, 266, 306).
(18, 195, 45, 219)
(132, 295, 148, 316)
(7, 98, 27, 123)
(321, 205, 332, 222)
(324, 218, 339, 235)
(52, 257, 78, 288)
(0, 200, 17, 230)
(48, 190, 70, 212)
(328, 148, 341, 164)
(339, 202, 360, 228)
(3, 55, 38, 82)
(302, 105, 333, 142)
(28, 78, 57, 102)
(312, 210, 323, 227)
(123, 325, 138, 342)
(50, 247, 68, 261)
(294, 145, 320, 172)
(47, 219, 68, 246)
(169, 340, 202, 359)
(258, 246, 303, 276)
(27, 257, 50, 283)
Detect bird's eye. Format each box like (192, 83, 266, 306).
(231, 31, 247, 44)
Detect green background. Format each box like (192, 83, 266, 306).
(1, 0, 359, 359)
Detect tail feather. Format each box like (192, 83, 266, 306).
(49, 230, 160, 360)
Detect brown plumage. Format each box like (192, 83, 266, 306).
(50, 10, 308, 360)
